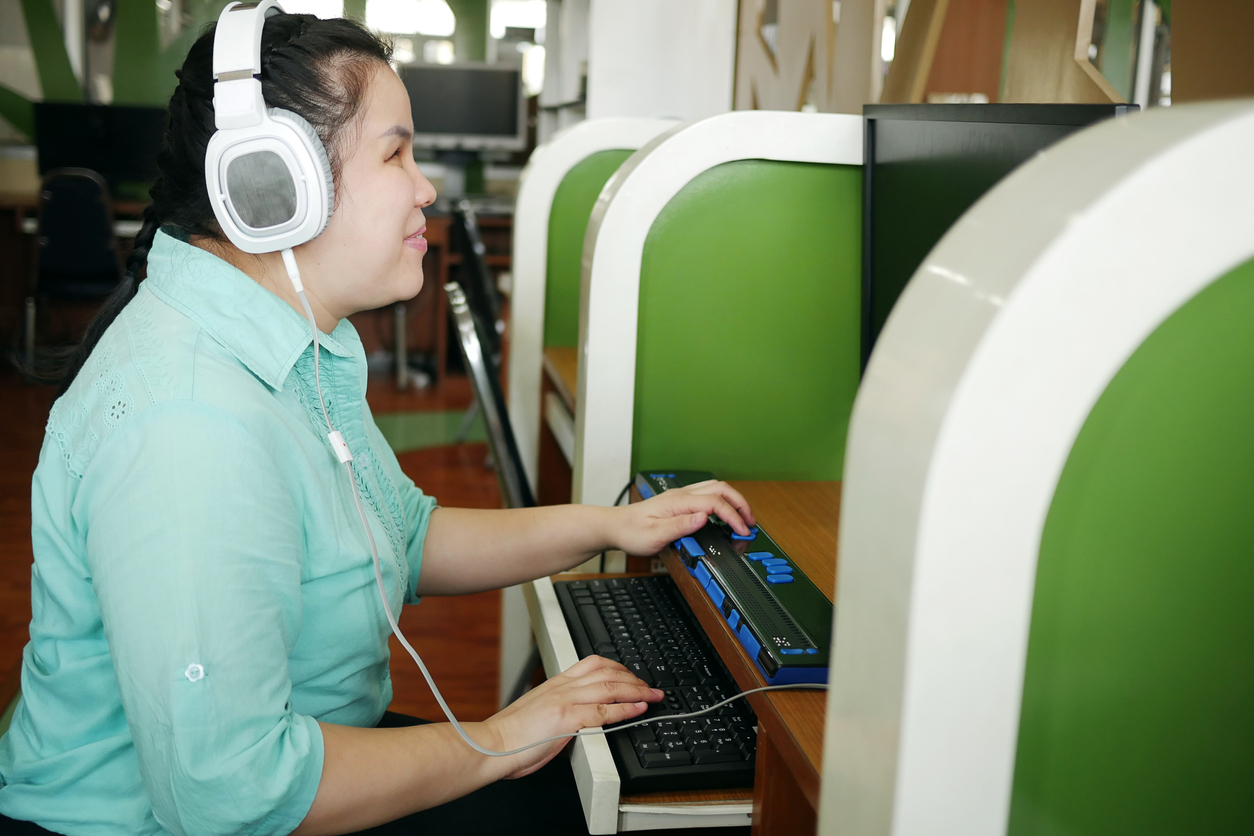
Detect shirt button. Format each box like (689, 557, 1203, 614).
(185, 663, 205, 682)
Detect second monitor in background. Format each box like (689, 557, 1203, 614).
(34, 103, 166, 202)
(399, 63, 525, 153)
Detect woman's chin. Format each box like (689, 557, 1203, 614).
(396, 273, 425, 302)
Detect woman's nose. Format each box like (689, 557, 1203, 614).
(414, 168, 437, 208)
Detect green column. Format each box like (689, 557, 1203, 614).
(447, 0, 488, 62)
(343, 0, 367, 22)
(20, 0, 82, 101)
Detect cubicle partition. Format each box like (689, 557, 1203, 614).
(519, 110, 864, 833)
(501, 118, 677, 708)
(507, 117, 678, 491)
(573, 111, 864, 507)
(821, 100, 1254, 836)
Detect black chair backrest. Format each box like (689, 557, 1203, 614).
(36, 168, 121, 296)
(445, 280, 535, 509)
(450, 200, 502, 360)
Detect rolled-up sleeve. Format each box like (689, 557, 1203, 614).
(76, 402, 323, 836)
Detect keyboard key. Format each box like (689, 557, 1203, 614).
(746, 551, 772, 561)
(780, 648, 804, 655)
(761, 558, 788, 567)
(693, 748, 740, 764)
(766, 565, 793, 575)
(730, 527, 759, 541)
(642, 751, 692, 768)
(629, 727, 656, 745)
(626, 659, 652, 685)
(637, 741, 662, 755)
(650, 664, 678, 687)
(766, 575, 794, 584)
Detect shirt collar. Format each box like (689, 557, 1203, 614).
(144, 229, 360, 390)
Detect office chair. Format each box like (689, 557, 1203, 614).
(19, 168, 123, 376)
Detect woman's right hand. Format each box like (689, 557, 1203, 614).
(481, 654, 662, 778)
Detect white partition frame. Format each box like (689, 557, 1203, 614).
(501, 118, 678, 709)
(507, 117, 680, 491)
(571, 110, 865, 506)
(819, 102, 1254, 836)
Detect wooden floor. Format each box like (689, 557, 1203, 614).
(0, 366, 502, 724)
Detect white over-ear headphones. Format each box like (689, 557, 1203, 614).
(206, 0, 333, 254)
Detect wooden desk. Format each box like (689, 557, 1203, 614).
(659, 480, 840, 835)
(527, 480, 839, 833)
(537, 346, 578, 505)
(543, 345, 578, 414)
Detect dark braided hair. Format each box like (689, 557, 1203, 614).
(56, 13, 392, 394)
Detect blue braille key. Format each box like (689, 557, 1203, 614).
(804, 648, 819, 654)
(694, 561, 712, 589)
(766, 575, 794, 584)
(766, 564, 793, 575)
(780, 648, 804, 655)
(706, 579, 726, 611)
(730, 526, 759, 541)
(746, 552, 772, 561)
(727, 609, 740, 630)
(761, 558, 787, 567)
(680, 537, 703, 559)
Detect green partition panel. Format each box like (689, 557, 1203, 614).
(543, 149, 635, 348)
(1010, 256, 1254, 835)
(632, 160, 862, 480)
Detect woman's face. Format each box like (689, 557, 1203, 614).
(297, 62, 436, 319)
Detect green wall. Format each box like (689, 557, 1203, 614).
(632, 160, 863, 481)
(543, 149, 634, 348)
(1010, 255, 1254, 834)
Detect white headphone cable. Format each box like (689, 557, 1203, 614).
(280, 250, 826, 758)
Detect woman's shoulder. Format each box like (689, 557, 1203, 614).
(44, 282, 269, 481)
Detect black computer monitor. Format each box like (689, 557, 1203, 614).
(399, 63, 525, 152)
(33, 103, 166, 202)
(862, 103, 1136, 367)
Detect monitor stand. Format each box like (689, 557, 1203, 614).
(434, 149, 484, 199)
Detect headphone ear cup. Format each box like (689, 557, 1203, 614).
(267, 108, 335, 237)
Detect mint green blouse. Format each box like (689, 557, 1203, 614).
(0, 230, 437, 836)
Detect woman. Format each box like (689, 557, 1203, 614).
(0, 12, 754, 836)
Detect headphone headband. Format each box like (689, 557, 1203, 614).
(212, 0, 284, 131)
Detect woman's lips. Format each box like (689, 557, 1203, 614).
(404, 226, 428, 252)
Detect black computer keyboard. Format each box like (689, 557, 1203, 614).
(555, 576, 756, 793)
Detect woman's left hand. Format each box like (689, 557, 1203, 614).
(609, 480, 757, 557)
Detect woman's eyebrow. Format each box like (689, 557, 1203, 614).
(380, 125, 413, 142)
